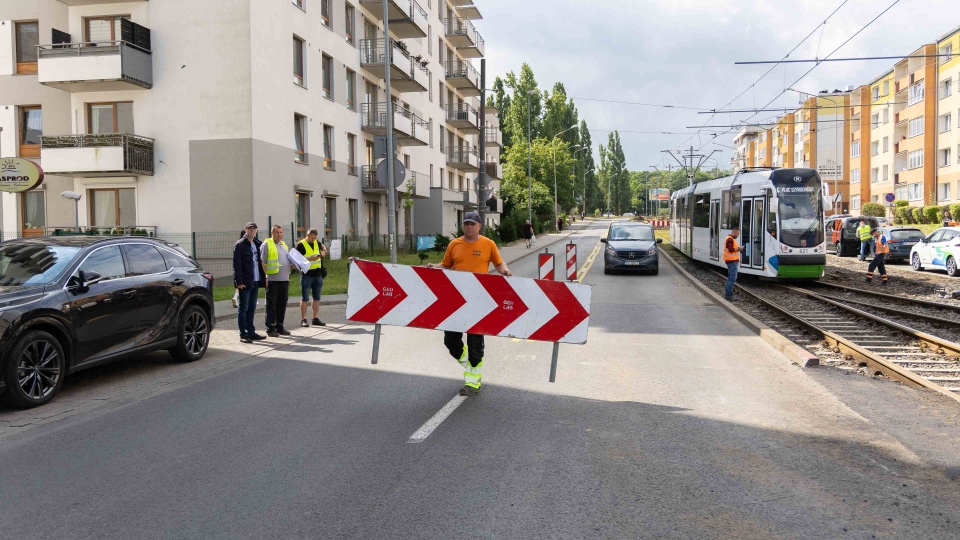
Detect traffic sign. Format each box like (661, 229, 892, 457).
(346, 259, 592, 344)
(884, 193, 896, 204)
(538, 253, 555, 281)
(566, 244, 577, 281)
(375, 158, 406, 188)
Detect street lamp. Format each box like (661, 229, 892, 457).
(552, 125, 580, 231)
(526, 88, 537, 227)
(60, 191, 82, 231)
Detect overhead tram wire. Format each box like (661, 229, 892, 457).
(570, 97, 710, 112)
(735, 53, 953, 65)
(694, 0, 903, 153)
(699, 101, 909, 114)
(675, 0, 851, 152)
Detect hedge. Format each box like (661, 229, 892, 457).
(911, 207, 923, 224)
(923, 205, 940, 224)
(861, 202, 886, 217)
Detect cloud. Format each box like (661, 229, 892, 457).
(475, 0, 960, 170)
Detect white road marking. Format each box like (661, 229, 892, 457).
(407, 394, 468, 443)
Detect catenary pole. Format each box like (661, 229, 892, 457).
(383, 0, 397, 263)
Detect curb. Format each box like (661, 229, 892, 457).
(214, 298, 346, 323)
(659, 249, 819, 368)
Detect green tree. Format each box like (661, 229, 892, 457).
(606, 131, 630, 215)
(500, 137, 577, 216)
(597, 145, 609, 212)
(577, 120, 599, 214)
(542, 82, 579, 146)
(489, 77, 512, 148)
(503, 64, 543, 149)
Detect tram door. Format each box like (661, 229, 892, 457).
(709, 199, 720, 260)
(740, 198, 765, 269)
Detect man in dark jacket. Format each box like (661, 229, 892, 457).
(233, 222, 267, 343)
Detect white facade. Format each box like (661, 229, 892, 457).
(0, 0, 501, 245)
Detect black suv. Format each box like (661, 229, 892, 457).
(825, 215, 880, 257)
(0, 237, 215, 408)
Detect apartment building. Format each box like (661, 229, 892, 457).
(937, 27, 960, 205)
(0, 0, 501, 242)
(730, 126, 760, 171)
(849, 70, 895, 213)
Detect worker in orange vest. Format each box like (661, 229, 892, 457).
(866, 228, 889, 285)
(724, 227, 746, 301)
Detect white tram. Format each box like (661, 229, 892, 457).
(669, 168, 831, 280)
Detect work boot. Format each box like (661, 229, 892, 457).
(240, 334, 252, 344)
(277, 327, 291, 336)
(865, 278, 872, 283)
(312, 318, 326, 327)
(250, 333, 267, 341)
(459, 385, 480, 396)
(267, 330, 280, 338)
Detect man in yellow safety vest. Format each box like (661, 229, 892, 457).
(857, 220, 873, 261)
(260, 225, 292, 337)
(295, 228, 328, 327)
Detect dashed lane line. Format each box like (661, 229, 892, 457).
(407, 394, 468, 443)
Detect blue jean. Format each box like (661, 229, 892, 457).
(860, 240, 873, 260)
(300, 274, 323, 301)
(238, 285, 259, 336)
(725, 262, 739, 296)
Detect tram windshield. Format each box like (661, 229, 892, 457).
(774, 174, 824, 248)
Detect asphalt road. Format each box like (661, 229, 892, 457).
(1, 220, 959, 539)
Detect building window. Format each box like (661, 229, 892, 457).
(941, 43, 954, 65)
(324, 197, 336, 239)
(851, 140, 860, 158)
(323, 124, 334, 169)
(850, 169, 860, 184)
(15, 21, 39, 74)
(292, 0, 305, 10)
(942, 148, 953, 168)
(19, 191, 45, 237)
(321, 0, 331, 27)
(871, 86, 880, 102)
(345, 4, 355, 44)
(908, 116, 924, 138)
(366, 201, 379, 236)
(871, 141, 879, 156)
(883, 136, 889, 153)
(347, 199, 358, 239)
(908, 82, 925, 106)
(294, 113, 307, 163)
(883, 164, 889, 182)
(87, 102, 134, 134)
(347, 133, 357, 175)
(942, 78, 954, 99)
(941, 113, 952, 133)
(89, 188, 136, 228)
(895, 186, 907, 201)
(883, 108, 889, 124)
(940, 183, 952, 201)
(851, 194, 860, 210)
(883, 80, 889, 96)
(322, 54, 333, 100)
(293, 36, 305, 86)
(84, 15, 128, 42)
(909, 150, 924, 170)
(871, 168, 879, 183)
(295, 192, 310, 238)
(908, 183, 923, 201)
(871, 113, 879, 127)
(18, 106, 41, 158)
(346, 69, 356, 110)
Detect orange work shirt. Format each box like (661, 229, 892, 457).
(441, 236, 503, 274)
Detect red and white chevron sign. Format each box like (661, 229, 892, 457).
(346, 259, 592, 344)
(538, 253, 555, 281)
(566, 244, 577, 281)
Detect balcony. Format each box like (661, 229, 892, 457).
(445, 60, 481, 96)
(361, 102, 413, 139)
(446, 102, 481, 133)
(447, 147, 480, 171)
(360, 39, 429, 92)
(40, 134, 154, 176)
(483, 161, 501, 180)
(445, 17, 484, 58)
(360, 0, 428, 39)
(408, 114, 430, 146)
(361, 165, 388, 194)
(456, 2, 482, 19)
(37, 40, 152, 91)
(406, 170, 430, 198)
(486, 197, 503, 214)
(484, 126, 502, 147)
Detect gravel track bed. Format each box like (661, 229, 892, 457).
(823, 253, 960, 306)
(661, 245, 958, 380)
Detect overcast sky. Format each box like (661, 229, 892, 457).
(475, 0, 960, 173)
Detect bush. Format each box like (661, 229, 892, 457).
(433, 233, 450, 254)
(923, 206, 940, 224)
(895, 200, 910, 208)
(950, 203, 960, 223)
(911, 207, 923, 224)
(861, 203, 886, 217)
(896, 207, 913, 224)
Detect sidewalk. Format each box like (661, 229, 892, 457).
(213, 220, 593, 322)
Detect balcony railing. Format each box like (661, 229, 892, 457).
(41, 134, 154, 176)
(483, 161, 501, 180)
(359, 0, 428, 39)
(360, 39, 411, 79)
(361, 102, 413, 137)
(361, 165, 387, 193)
(444, 59, 480, 96)
(447, 147, 480, 171)
(445, 17, 484, 58)
(484, 126, 503, 147)
(445, 102, 481, 132)
(37, 40, 152, 90)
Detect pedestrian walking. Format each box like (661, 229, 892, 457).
(866, 228, 889, 285)
(426, 211, 512, 396)
(260, 224, 292, 337)
(557, 216, 564, 232)
(857, 220, 873, 261)
(296, 227, 327, 328)
(944, 209, 952, 228)
(233, 222, 266, 343)
(522, 219, 534, 248)
(723, 227, 745, 301)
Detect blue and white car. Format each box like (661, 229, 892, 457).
(910, 226, 960, 277)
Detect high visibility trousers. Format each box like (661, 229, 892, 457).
(444, 332, 484, 389)
(866, 254, 887, 282)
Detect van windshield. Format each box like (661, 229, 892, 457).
(609, 225, 654, 241)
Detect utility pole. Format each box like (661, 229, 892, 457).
(662, 146, 718, 188)
(477, 59, 486, 229)
(383, 1, 397, 263)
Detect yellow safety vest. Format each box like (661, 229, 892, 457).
(857, 224, 872, 241)
(263, 238, 287, 275)
(299, 239, 323, 271)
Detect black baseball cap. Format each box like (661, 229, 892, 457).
(463, 211, 481, 224)
(244, 222, 258, 229)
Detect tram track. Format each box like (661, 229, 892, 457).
(707, 270, 960, 403)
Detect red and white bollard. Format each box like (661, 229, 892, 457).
(566, 243, 577, 281)
(538, 252, 555, 281)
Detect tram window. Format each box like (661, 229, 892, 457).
(721, 190, 741, 229)
(767, 204, 777, 238)
(693, 194, 710, 227)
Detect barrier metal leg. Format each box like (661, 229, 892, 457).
(371, 324, 382, 364)
(549, 342, 560, 382)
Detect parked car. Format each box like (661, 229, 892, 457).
(602, 222, 662, 275)
(910, 227, 960, 277)
(825, 215, 880, 257)
(874, 217, 891, 227)
(878, 226, 924, 262)
(0, 237, 215, 408)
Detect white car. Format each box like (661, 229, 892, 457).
(910, 226, 960, 277)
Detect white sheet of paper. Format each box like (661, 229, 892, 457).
(287, 248, 312, 273)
